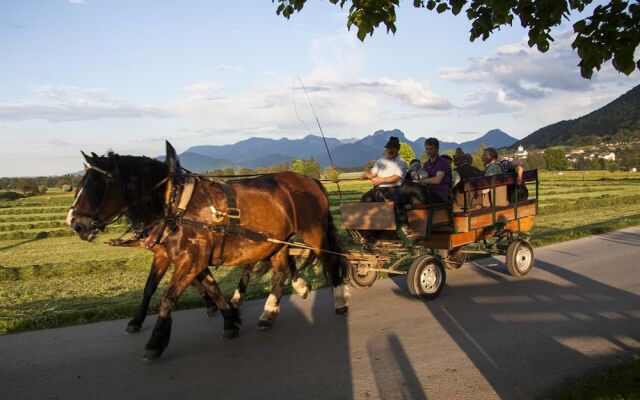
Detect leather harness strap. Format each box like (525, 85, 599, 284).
(156, 177, 268, 265)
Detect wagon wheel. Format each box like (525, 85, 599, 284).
(505, 240, 534, 277)
(407, 255, 446, 300)
(348, 260, 378, 288)
(440, 247, 467, 269)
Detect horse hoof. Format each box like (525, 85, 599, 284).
(223, 328, 240, 339)
(206, 305, 218, 317)
(256, 319, 273, 331)
(143, 348, 164, 360)
(335, 306, 349, 316)
(125, 323, 142, 334)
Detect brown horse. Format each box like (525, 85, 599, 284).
(67, 146, 349, 359)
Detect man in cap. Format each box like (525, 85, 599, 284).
(361, 136, 408, 202)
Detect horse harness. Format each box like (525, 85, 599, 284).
(154, 175, 269, 265)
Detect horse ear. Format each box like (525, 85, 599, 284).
(165, 140, 179, 173)
(81, 151, 93, 165)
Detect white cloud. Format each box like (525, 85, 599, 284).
(0, 85, 167, 122)
(439, 31, 597, 100)
(216, 64, 246, 73)
(439, 30, 640, 116)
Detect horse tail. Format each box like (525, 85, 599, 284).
(313, 179, 349, 287)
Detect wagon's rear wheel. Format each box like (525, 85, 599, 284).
(440, 247, 467, 269)
(505, 240, 534, 277)
(407, 255, 446, 300)
(348, 261, 378, 288)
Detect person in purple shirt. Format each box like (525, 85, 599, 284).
(395, 137, 451, 237)
(416, 137, 451, 202)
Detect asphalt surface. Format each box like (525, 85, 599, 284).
(1, 227, 639, 400)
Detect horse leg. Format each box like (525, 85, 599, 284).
(143, 260, 205, 360)
(126, 248, 170, 333)
(196, 274, 243, 339)
(191, 269, 219, 317)
(230, 264, 252, 308)
(298, 217, 350, 315)
(289, 255, 310, 299)
(257, 247, 289, 330)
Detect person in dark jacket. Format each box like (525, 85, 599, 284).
(451, 148, 482, 191)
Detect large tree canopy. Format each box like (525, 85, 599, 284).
(274, 0, 639, 79)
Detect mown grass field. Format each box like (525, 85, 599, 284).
(0, 170, 639, 335)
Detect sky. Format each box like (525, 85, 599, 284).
(1, 0, 638, 177)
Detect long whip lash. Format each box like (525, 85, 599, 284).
(293, 77, 343, 203)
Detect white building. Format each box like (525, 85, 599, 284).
(599, 152, 616, 161)
(513, 145, 528, 159)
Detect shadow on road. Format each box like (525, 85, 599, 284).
(389, 232, 640, 399)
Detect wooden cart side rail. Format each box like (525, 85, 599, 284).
(416, 215, 536, 249)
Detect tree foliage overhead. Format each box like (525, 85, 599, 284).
(274, 0, 640, 78)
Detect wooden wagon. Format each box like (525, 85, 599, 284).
(335, 169, 539, 299)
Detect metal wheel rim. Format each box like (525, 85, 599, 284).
(515, 245, 532, 272)
(419, 263, 441, 293)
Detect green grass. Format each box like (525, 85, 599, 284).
(0, 171, 639, 336)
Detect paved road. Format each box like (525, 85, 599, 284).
(2, 227, 639, 400)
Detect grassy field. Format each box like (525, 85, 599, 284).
(0, 170, 639, 335)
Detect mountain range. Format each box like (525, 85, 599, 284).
(516, 84, 640, 148)
(167, 129, 518, 171)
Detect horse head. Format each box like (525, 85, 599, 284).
(66, 152, 129, 241)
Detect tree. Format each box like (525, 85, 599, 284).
(275, 0, 640, 78)
(543, 148, 570, 170)
(223, 168, 235, 176)
(14, 178, 39, 196)
(524, 152, 546, 170)
(398, 142, 416, 163)
(363, 160, 376, 171)
(291, 159, 321, 178)
(322, 166, 340, 180)
(471, 143, 486, 170)
(619, 145, 640, 168)
(212, 169, 224, 176)
(238, 167, 255, 175)
(56, 178, 71, 188)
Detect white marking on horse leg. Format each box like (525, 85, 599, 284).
(259, 294, 280, 321)
(333, 284, 350, 309)
(230, 289, 244, 308)
(292, 277, 310, 299)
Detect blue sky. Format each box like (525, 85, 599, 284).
(1, 0, 638, 177)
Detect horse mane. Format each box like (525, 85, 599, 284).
(108, 153, 168, 227)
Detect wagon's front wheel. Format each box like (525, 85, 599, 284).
(505, 240, 534, 277)
(407, 255, 446, 300)
(348, 261, 378, 288)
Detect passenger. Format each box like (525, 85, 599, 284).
(360, 136, 408, 202)
(415, 137, 451, 203)
(395, 138, 451, 237)
(482, 147, 523, 184)
(482, 147, 528, 201)
(452, 148, 482, 191)
(406, 158, 428, 182)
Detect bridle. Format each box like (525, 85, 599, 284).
(68, 164, 168, 234)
